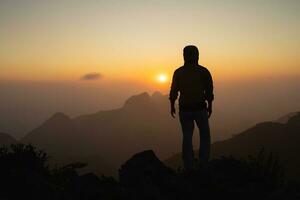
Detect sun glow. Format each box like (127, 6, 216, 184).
(157, 74, 168, 83)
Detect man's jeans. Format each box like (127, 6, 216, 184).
(179, 109, 211, 170)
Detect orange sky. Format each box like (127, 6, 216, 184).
(0, 0, 299, 87)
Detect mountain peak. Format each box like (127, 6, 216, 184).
(151, 91, 163, 98)
(52, 112, 70, 119)
(123, 92, 152, 108)
(44, 112, 70, 125)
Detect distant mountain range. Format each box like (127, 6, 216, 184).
(21, 92, 180, 175)
(166, 111, 300, 179)
(16, 91, 244, 175)
(1, 91, 299, 176)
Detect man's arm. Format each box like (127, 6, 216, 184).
(169, 71, 179, 118)
(205, 69, 214, 118)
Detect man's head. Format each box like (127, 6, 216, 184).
(183, 45, 199, 64)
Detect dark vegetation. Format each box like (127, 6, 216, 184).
(0, 144, 300, 200)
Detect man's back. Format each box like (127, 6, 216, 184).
(169, 64, 214, 107)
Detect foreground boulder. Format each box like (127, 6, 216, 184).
(119, 150, 176, 199)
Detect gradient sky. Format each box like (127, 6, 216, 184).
(1, 0, 299, 86)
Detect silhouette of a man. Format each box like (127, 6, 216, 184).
(169, 45, 214, 170)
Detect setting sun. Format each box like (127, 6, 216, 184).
(157, 74, 168, 83)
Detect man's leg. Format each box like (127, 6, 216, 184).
(179, 111, 195, 170)
(195, 109, 211, 163)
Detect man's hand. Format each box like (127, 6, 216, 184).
(170, 99, 176, 118)
(207, 102, 212, 118)
(171, 106, 176, 118)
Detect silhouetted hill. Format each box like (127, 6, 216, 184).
(166, 112, 300, 179)
(0, 132, 17, 146)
